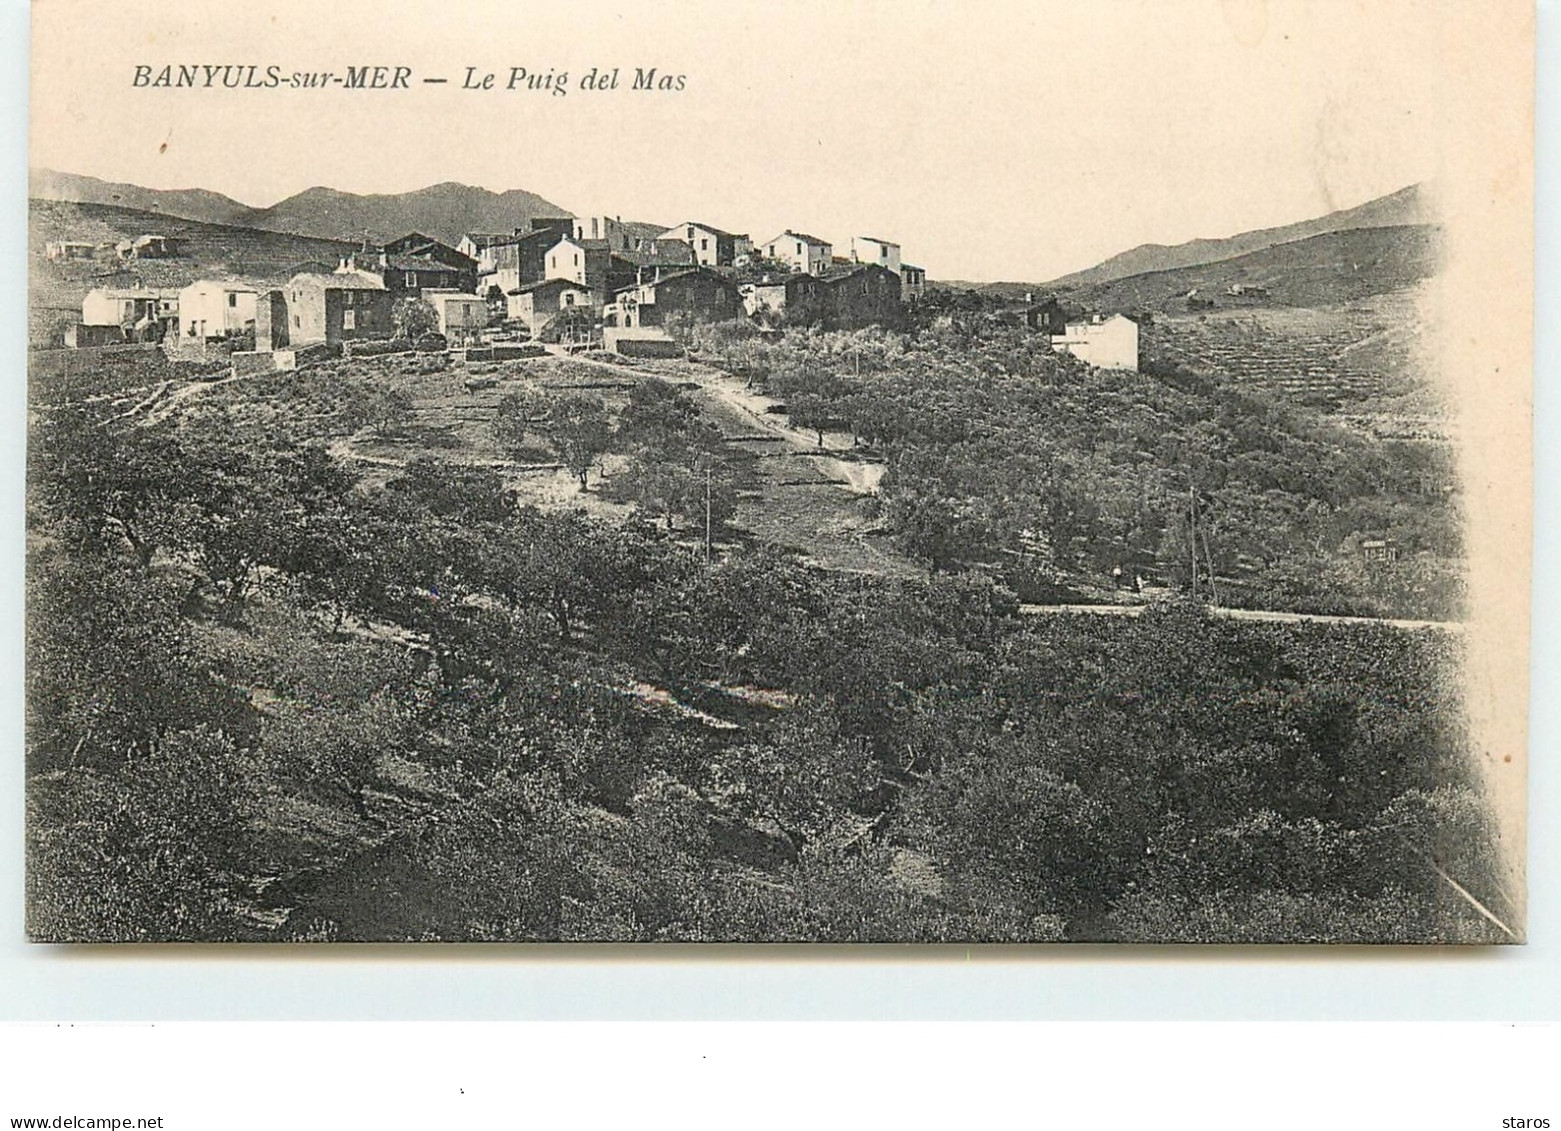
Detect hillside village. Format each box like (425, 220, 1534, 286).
(41, 205, 1140, 373)
(26, 172, 1499, 947)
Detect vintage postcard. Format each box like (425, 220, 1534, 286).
(23, 0, 1532, 943)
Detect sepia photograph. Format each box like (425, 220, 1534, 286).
(23, 0, 1533, 944)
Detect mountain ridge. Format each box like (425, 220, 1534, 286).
(30, 169, 578, 247)
(1042, 184, 1435, 290)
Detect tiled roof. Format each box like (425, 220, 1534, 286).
(290, 269, 387, 290)
(667, 221, 746, 241)
(612, 267, 704, 295)
(384, 255, 468, 273)
(508, 278, 594, 296)
(768, 230, 830, 247)
(613, 245, 695, 268)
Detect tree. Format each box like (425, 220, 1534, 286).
(392, 296, 440, 342)
(339, 383, 414, 438)
(492, 390, 549, 457)
(549, 394, 612, 491)
(785, 391, 834, 448)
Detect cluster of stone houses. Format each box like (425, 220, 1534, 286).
(47, 232, 183, 263)
(457, 216, 928, 343)
(64, 219, 1141, 371)
(67, 216, 927, 352)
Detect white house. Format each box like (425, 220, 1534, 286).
(545, 236, 590, 285)
(760, 231, 833, 275)
(46, 240, 98, 260)
(655, 221, 749, 267)
(178, 280, 259, 341)
(423, 290, 489, 344)
(1050, 313, 1139, 372)
(852, 236, 902, 276)
(458, 233, 512, 275)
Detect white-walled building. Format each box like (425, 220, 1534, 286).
(760, 231, 833, 275)
(656, 221, 749, 268)
(545, 236, 590, 286)
(178, 281, 259, 341)
(1050, 313, 1139, 371)
(423, 290, 490, 344)
(81, 286, 178, 327)
(852, 236, 902, 276)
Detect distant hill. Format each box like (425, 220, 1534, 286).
(247, 182, 575, 245)
(1044, 183, 1435, 290)
(32, 168, 577, 247)
(29, 169, 256, 228)
(1072, 223, 1442, 313)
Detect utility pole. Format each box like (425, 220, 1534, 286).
(1189, 479, 1198, 601)
(704, 467, 713, 565)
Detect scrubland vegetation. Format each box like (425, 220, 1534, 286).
(25, 309, 1499, 942)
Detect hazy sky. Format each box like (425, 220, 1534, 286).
(31, 0, 1458, 280)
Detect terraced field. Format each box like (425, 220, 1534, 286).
(1143, 292, 1431, 406)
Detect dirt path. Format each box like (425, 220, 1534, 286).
(1020, 602, 1462, 631)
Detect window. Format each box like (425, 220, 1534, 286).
(343, 310, 356, 331)
(796, 242, 803, 255)
(687, 226, 695, 240)
(344, 291, 354, 307)
(228, 292, 237, 308)
(293, 315, 300, 328)
(701, 239, 709, 251)
(405, 272, 417, 288)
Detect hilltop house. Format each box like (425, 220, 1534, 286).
(78, 286, 180, 342)
(115, 234, 180, 260)
(657, 221, 750, 268)
(741, 272, 828, 325)
(1050, 313, 1139, 371)
(482, 218, 576, 300)
(544, 236, 601, 288)
(45, 240, 98, 261)
(423, 290, 489, 345)
(458, 233, 512, 273)
(851, 236, 902, 276)
(506, 278, 596, 334)
(607, 267, 744, 329)
(177, 280, 259, 341)
(820, 263, 902, 329)
(284, 268, 392, 345)
(998, 294, 1066, 333)
(760, 231, 832, 275)
(362, 233, 478, 297)
(901, 264, 927, 303)
(573, 216, 678, 255)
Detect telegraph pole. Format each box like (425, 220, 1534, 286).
(1189, 480, 1198, 601)
(704, 467, 713, 565)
